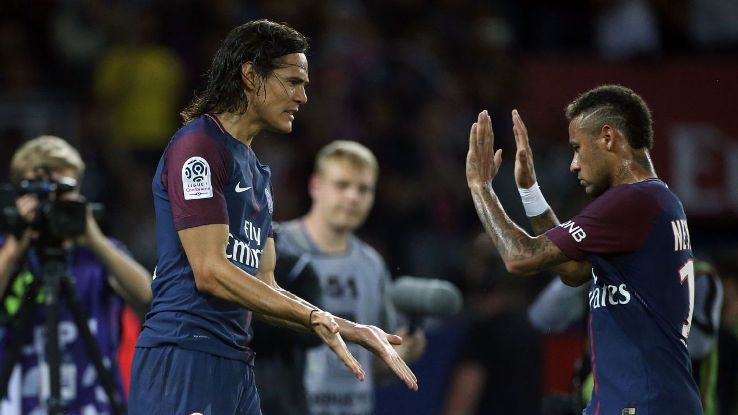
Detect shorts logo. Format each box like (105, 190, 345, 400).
(182, 156, 213, 200)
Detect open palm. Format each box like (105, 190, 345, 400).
(466, 110, 502, 188)
(353, 324, 419, 391)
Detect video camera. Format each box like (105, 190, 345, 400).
(0, 177, 88, 242)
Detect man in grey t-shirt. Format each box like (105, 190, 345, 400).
(277, 140, 426, 415)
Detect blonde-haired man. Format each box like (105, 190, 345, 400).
(8, 135, 86, 184)
(0, 135, 152, 414)
(273, 140, 426, 415)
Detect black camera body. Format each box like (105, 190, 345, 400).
(0, 177, 88, 241)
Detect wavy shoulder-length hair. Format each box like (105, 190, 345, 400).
(181, 19, 309, 123)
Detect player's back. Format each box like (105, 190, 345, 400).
(546, 179, 702, 415)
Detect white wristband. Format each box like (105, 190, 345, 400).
(518, 182, 550, 217)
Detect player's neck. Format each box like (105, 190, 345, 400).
(613, 149, 657, 186)
(214, 112, 260, 146)
(302, 214, 351, 254)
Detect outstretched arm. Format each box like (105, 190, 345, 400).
(180, 226, 365, 381)
(254, 238, 418, 390)
(466, 110, 576, 277)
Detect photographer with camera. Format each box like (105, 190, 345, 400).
(0, 135, 152, 414)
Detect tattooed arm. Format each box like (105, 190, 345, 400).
(469, 181, 569, 274)
(510, 110, 591, 285)
(466, 110, 590, 285)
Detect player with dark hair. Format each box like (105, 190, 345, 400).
(128, 19, 416, 415)
(465, 85, 702, 414)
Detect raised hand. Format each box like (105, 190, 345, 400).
(466, 110, 502, 189)
(512, 109, 537, 189)
(352, 324, 419, 391)
(310, 310, 366, 381)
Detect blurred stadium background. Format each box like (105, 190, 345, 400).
(1, 1, 736, 414)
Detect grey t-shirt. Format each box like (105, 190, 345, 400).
(276, 220, 396, 415)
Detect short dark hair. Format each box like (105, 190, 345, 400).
(181, 19, 309, 123)
(565, 85, 654, 150)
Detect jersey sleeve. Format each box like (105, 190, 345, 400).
(163, 132, 230, 230)
(544, 185, 660, 261)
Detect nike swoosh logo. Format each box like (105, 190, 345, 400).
(235, 182, 252, 193)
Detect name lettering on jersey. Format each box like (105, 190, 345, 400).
(671, 219, 691, 251)
(560, 220, 587, 242)
(182, 156, 213, 200)
(226, 220, 264, 269)
(589, 269, 631, 310)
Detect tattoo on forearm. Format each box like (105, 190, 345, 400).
(529, 209, 560, 236)
(470, 184, 563, 272)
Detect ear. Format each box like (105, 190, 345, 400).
(308, 174, 320, 199)
(241, 62, 257, 92)
(600, 125, 615, 151)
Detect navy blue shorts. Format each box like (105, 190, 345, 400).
(128, 346, 261, 415)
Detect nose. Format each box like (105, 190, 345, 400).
(570, 153, 580, 173)
(345, 186, 359, 202)
(295, 85, 307, 104)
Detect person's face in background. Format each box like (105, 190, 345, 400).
(310, 159, 376, 234)
(568, 116, 613, 197)
(246, 53, 308, 134)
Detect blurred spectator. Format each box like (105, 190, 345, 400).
(714, 249, 738, 415)
(92, 4, 184, 171)
(442, 234, 543, 415)
(689, 0, 738, 51)
(276, 140, 426, 415)
(593, 0, 661, 60)
(252, 246, 323, 415)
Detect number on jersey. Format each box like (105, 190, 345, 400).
(678, 259, 695, 340)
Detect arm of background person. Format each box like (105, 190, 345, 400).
(78, 208, 153, 316)
(0, 195, 39, 298)
(688, 262, 723, 359)
(441, 361, 485, 415)
(0, 233, 34, 299)
(528, 277, 590, 332)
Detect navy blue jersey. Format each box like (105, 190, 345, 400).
(137, 114, 273, 361)
(546, 179, 702, 415)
